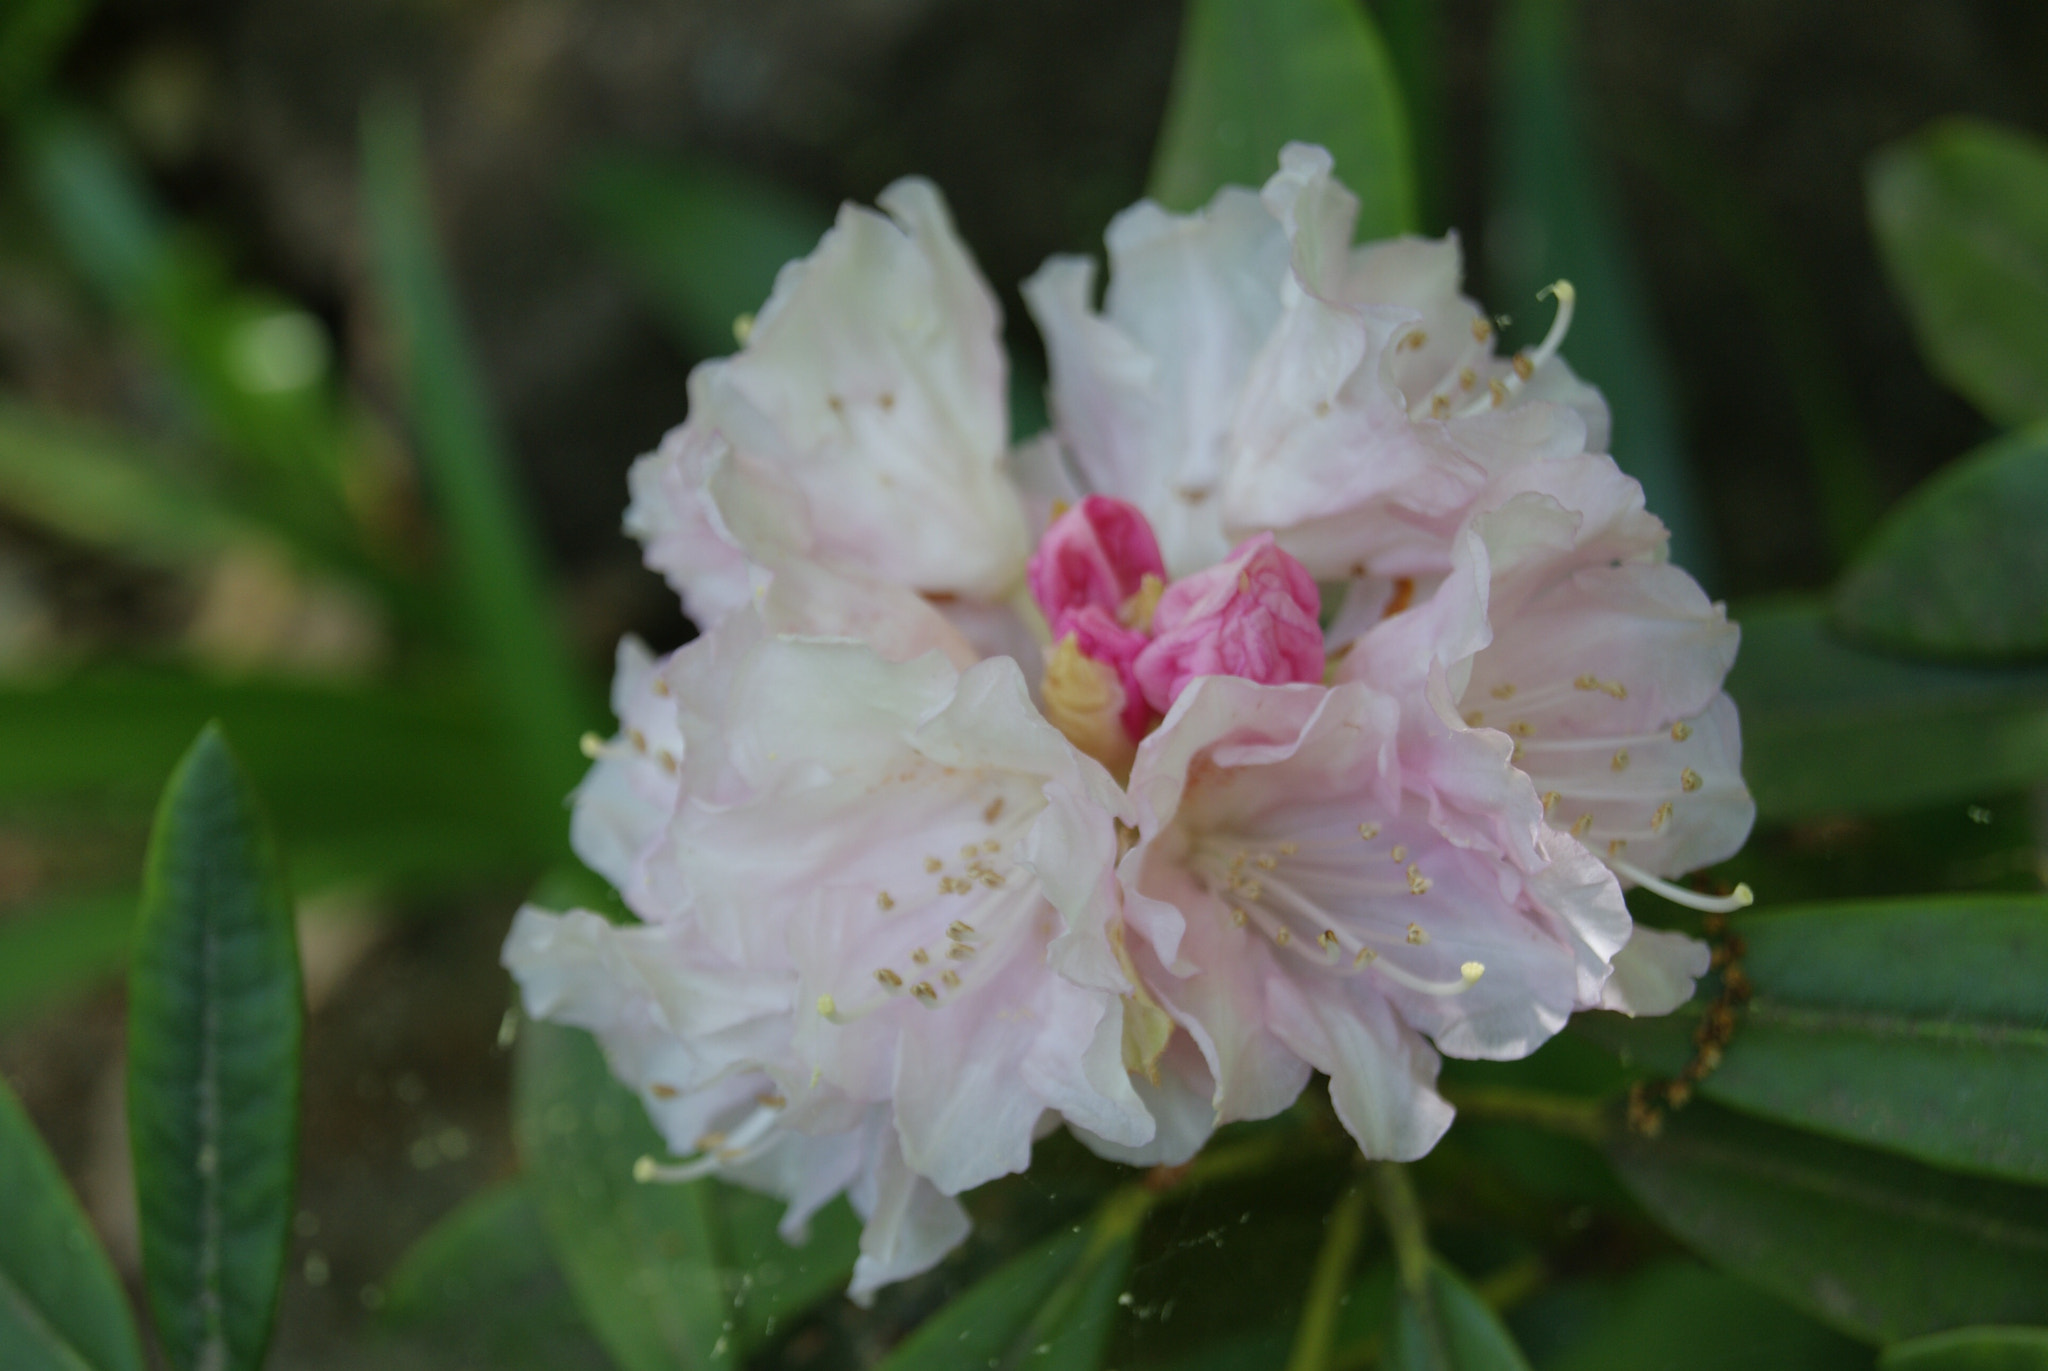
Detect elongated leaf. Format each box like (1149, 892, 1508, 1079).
(710, 1184, 860, 1350)
(1387, 1260, 1532, 1371)
(1149, 0, 1415, 234)
(0, 1076, 145, 1371)
(1577, 895, 2048, 1186)
(1374, 0, 1448, 232)
(1881, 1327, 2048, 1371)
(1869, 118, 2048, 428)
(381, 1181, 612, 1371)
(1728, 599, 2048, 820)
(573, 151, 827, 359)
(513, 1017, 733, 1371)
(128, 725, 303, 1371)
(0, 400, 251, 566)
(1833, 425, 2048, 661)
(1489, 0, 1713, 583)
(1607, 1100, 2048, 1342)
(360, 101, 590, 811)
(0, 670, 548, 878)
(1539, 1261, 1869, 1371)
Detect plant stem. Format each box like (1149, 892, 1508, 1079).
(1440, 1084, 1610, 1143)
(1374, 1161, 1450, 1368)
(1285, 1173, 1372, 1371)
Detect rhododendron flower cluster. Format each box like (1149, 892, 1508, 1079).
(504, 142, 1754, 1299)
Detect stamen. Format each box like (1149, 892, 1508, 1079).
(1609, 856, 1754, 913)
(876, 969, 903, 991)
(1364, 955, 1486, 997)
(876, 891, 895, 912)
(1456, 280, 1576, 417)
(1358, 823, 1380, 840)
(1671, 721, 1693, 742)
(578, 732, 612, 760)
(1406, 922, 1428, 945)
(1681, 768, 1704, 792)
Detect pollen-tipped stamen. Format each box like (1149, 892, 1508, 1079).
(1455, 280, 1576, 418)
(1608, 856, 1753, 914)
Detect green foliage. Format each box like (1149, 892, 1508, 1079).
(1606, 1101, 2048, 1342)
(1488, 0, 1711, 582)
(574, 151, 829, 359)
(0, 1075, 145, 1371)
(0, 0, 90, 115)
(1833, 425, 2048, 661)
(513, 1016, 861, 1371)
(126, 724, 303, 1371)
(1881, 1328, 2048, 1371)
(1149, 0, 1415, 234)
(1533, 1261, 1870, 1371)
(0, 890, 135, 1028)
(1868, 118, 2048, 429)
(1726, 599, 2048, 820)
(1579, 895, 2048, 1186)
(877, 1199, 1138, 1371)
(360, 100, 592, 814)
(380, 1181, 613, 1370)
(1387, 1260, 1533, 1371)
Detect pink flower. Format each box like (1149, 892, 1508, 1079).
(1028, 494, 1167, 625)
(1133, 534, 1325, 714)
(1114, 675, 1631, 1159)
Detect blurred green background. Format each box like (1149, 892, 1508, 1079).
(4, 1, 2048, 1368)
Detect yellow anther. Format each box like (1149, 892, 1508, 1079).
(1491, 683, 1516, 699)
(1652, 801, 1673, 831)
(1274, 928, 1292, 947)
(876, 891, 896, 912)
(1359, 822, 1381, 840)
(911, 982, 939, 1007)
(1489, 377, 1508, 407)
(1472, 317, 1493, 344)
(1390, 844, 1407, 863)
(1541, 791, 1561, 814)
(1612, 750, 1630, 772)
(946, 921, 976, 941)
(961, 844, 980, 859)
(924, 856, 943, 873)
(1672, 721, 1693, 742)
(1509, 720, 1535, 737)
(1406, 923, 1429, 945)
(757, 1092, 786, 1109)
(628, 728, 648, 753)
(948, 943, 975, 960)
(649, 1083, 678, 1099)
(1430, 394, 1452, 419)
(650, 677, 671, 697)
(1574, 674, 1600, 691)
(911, 948, 930, 965)
(983, 796, 1006, 824)
(657, 750, 679, 775)
(1572, 813, 1594, 837)
(1354, 947, 1378, 967)
(1277, 842, 1299, 856)
(1608, 839, 1627, 857)
(1255, 854, 1278, 870)
(1402, 328, 1428, 351)
(942, 970, 962, 989)
(1319, 929, 1340, 952)
(1230, 908, 1249, 928)
(1406, 864, 1432, 895)
(876, 969, 903, 990)
(1512, 352, 1535, 380)
(1681, 768, 1704, 793)
(1464, 711, 1485, 727)
(1459, 366, 1478, 391)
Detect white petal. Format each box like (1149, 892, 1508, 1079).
(847, 1127, 971, 1304)
(1265, 974, 1455, 1161)
(1600, 925, 1712, 1016)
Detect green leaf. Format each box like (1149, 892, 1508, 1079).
(513, 1017, 734, 1371)
(1577, 895, 2048, 1186)
(1386, 1260, 1533, 1371)
(360, 100, 590, 812)
(1488, 0, 1713, 584)
(127, 724, 303, 1371)
(1536, 1260, 1870, 1371)
(1727, 598, 2048, 820)
(1606, 1100, 2048, 1342)
(709, 1184, 860, 1350)
(1833, 425, 2048, 662)
(572, 151, 828, 359)
(0, 0, 91, 115)
(879, 1205, 1138, 1371)
(0, 891, 135, 1029)
(1149, 0, 1416, 234)
(1881, 1327, 2048, 1371)
(0, 670, 549, 881)
(380, 1181, 613, 1371)
(1868, 118, 2048, 428)
(0, 1075, 145, 1371)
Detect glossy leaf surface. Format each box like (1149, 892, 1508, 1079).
(1834, 425, 2048, 661)
(1868, 118, 2048, 428)
(127, 725, 302, 1371)
(0, 1076, 145, 1371)
(1880, 1327, 2048, 1371)
(1387, 1260, 1533, 1371)
(1607, 1101, 2048, 1342)
(1578, 895, 2048, 1186)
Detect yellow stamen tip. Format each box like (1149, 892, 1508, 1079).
(1732, 883, 1755, 907)
(632, 1156, 659, 1183)
(1460, 961, 1485, 983)
(816, 994, 836, 1018)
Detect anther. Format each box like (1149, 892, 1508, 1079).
(942, 970, 961, 989)
(877, 891, 896, 912)
(1277, 842, 1299, 855)
(1390, 844, 1407, 862)
(1491, 683, 1517, 699)
(658, 750, 679, 775)
(924, 856, 943, 873)
(1319, 929, 1339, 953)
(911, 982, 939, 1007)
(650, 1083, 679, 1099)
(946, 921, 976, 941)
(628, 728, 648, 753)
(1359, 823, 1381, 840)
(1472, 317, 1493, 344)
(1255, 854, 1277, 870)
(911, 948, 930, 965)
(961, 844, 980, 859)
(876, 969, 904, 991)
(984, 797, 1006, 824)
(1612, 750, 1630, 772)
(1652, 802, 1673, 831)
(1681, 768, 1704, 793)
(947, 943, 975, 960)
(1512, 352, 1534, 380)
(1406, 864, 1432, 895)
(1541, 791, 1561, 814)
(1489, 377, 1508, 407)
(1608, 839, 1627, 857)
(1459, 366, 1478, 391)
(1671, 721, 1693, 742)
(651, 677, 671, 697)
(1572, 813, 1594, 837)
(1430, 394, 1452, 419)
(1406, 923, 1428, 945)
(1230, 908, 1249, 928)
(1354, 947, 1378, 967)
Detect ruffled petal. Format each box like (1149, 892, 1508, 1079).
(1600, 925, 1712, 1017)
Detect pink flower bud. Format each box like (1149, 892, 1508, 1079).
(1048, 604, 1154, 746)
(1028, 496, 1167, 626)
(1134, 534, 1324, 714)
